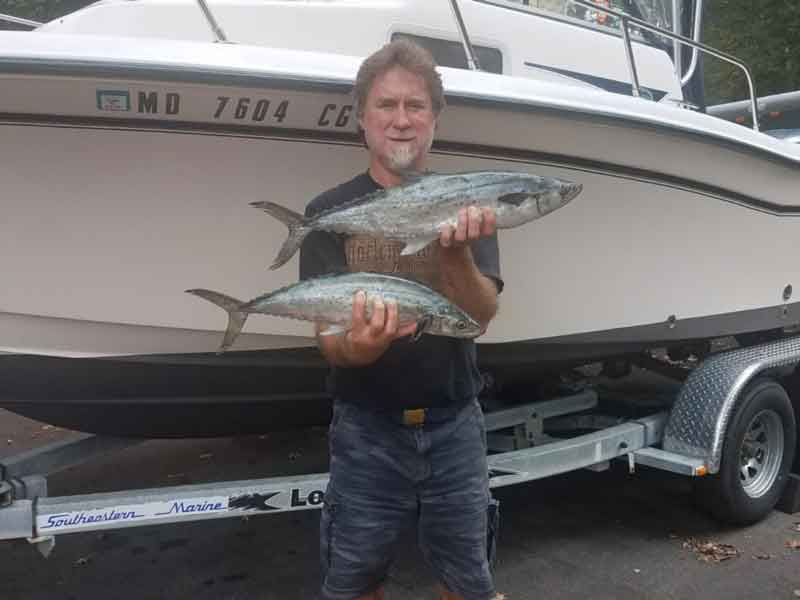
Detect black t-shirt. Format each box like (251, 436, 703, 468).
(299, 172, 503, 410)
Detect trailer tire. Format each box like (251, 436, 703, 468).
(693, 378, 796, 525)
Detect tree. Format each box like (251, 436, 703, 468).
(0, 0, 78, 26)
(703, 0, 800, 104)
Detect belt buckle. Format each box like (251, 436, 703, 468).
(402, 408, 426, 427)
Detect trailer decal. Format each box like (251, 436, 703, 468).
(36, 496, 229, 533)
(154, 498, 227, 516)
(40, 507, 144, 531)
(229, 488, 326, 512)
(229, 492, 282, 511)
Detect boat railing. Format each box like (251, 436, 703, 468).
(195, 0, 229, 43)
(448, 0, 760, 132)
(678, 0, 703, 88)
(568, 0, 760, 131)
(0, 14, 42, 29)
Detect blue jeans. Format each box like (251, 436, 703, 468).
(320, 399, 498, 600)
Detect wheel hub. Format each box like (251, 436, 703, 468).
(738, 409, 784, 498)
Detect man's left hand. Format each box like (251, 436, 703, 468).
(439, 206, 496, 248)
(436, 205, 499, 330)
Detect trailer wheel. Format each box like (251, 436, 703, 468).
(694, 378, 796, 525)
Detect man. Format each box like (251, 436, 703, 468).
(300, 38, 502, 600)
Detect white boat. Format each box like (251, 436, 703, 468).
(1, 0, 799, 436)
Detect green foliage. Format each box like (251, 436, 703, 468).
(0, 0, 89, 26)
(0, 0, 66, 22)
(704, 0, 800, 104)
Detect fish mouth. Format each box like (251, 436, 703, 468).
(560, 183, 583, 203)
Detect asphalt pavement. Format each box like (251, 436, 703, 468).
(1, 408, 799, 600)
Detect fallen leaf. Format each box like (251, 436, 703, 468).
(683, 538, 739, 563)
(752, 553, 771, 560)
(74, 557, 90, 566)
(785, 539, 800, 550)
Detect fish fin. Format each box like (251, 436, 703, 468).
(318, 324, 348, 337)
(497, 192, 531, 206)
(250, 201, 311, 270)
(185, 289, 249, 353)
(400, 236, 437, 256)
(410, 314, 433, 342)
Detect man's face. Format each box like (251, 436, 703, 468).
(359, 66, 437, 174)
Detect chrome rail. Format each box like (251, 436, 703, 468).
(680, 0, 704, 87)
(195, 0, 229, 43)
(447, 0, 481, 71)
(671, 0, 681, 82)
(619, 11, 641, 97)
(0, 13, 42, 28)
(572, 0, 760, 131)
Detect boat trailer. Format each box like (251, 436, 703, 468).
(1, 336, 799, 557)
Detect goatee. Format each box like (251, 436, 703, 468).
(387, 144, 416, 171)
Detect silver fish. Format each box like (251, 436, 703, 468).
(187, 272, 482, 353)
(252, 170, 582, 269)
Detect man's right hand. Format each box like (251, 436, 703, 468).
(317, 291, 418, 367)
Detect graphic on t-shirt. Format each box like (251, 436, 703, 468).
(344, 234, 442, 291)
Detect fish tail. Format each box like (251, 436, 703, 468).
(250, 201, 311, 270)
(185, 288, 249, 353)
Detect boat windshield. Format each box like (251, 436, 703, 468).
(630, 0, 672, 30)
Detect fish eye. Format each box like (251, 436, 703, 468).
(456, 320, 467, 330)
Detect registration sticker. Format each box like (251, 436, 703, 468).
(96, 90, 131, 112)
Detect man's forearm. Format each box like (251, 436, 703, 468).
(439, 246, 498, 328)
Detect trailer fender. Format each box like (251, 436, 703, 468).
(662, 334, 800, 473)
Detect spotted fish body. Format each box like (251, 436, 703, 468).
(187, 272, 481, 353)
(253, 170, 583, 269)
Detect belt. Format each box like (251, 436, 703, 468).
(401, 408, 427, 427)
(337, 399, 473, 427)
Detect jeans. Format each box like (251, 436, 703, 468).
(319, 398, 499, 600)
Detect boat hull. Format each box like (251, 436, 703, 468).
(2, 39, 800, 436)
(2, 110, 798, 356)
(0, 351, 332, 437)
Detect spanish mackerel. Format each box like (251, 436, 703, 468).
(187, 272, 482, 352)
(253, 170, 583, 269)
